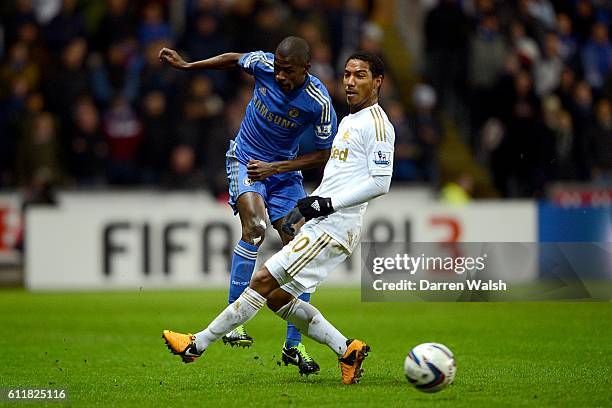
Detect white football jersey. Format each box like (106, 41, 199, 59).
(309, 103, 395, 252)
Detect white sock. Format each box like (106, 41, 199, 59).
(194, 287, 266, 352)
(276, 298, 348, 356)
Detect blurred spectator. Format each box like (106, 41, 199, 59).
(0, 75, 34, 186)
(297, 20, 325, 48)
(387, 99, 419, 181)
(552, 110, 578, 180)
(223, 0, 256, 50)
(585, 98, 612, 182)
(287, 0, 319, 24)
(556, 12, 578, 64)
(15, 166, 58, 252)
(477, 117, 505, 168)
(468, 13, 508, 135)
(102, 96, 142, 185)
(573, 0, 597, 43)
(526, 0, 556, 30)
(201, 119, 231, 198)
(604, 73, 612, 102)
(581, 22, 612, 90)
(172, 75, 224, 185)
(310, 42, 334, 83)
(409, 84, 442, 183)
(181, 75, 223, 126)
(140, 38, 180, 97)
(492, 69, 541, 197)
(568, 80, 594, 179)
(1, 41, 39, 93)
(512, 0, 547, 45)
(534, 31, 563, 96)
(332, 0, 368, 62)
(91, 39, 143, 105)
(554, 66, 577, 110)
(424, 0, 469, 119)
(510, 21, 540, 68)
(245, 4, 289, 51)
(224, 83, 252, 136)
(14, 20, 49, 70)
(161, 144, 205, 190)
(440, 172, 474, 205)
(15, 111, 65, 187)
(33, 1, 63, 25)
(138, 90, 171, 184)
(488, 53, 521, 119)
(537, 95, 563, 186)
(569, 80, 594, 126)
(45, 37, 90, 131)
(180, 12, 229, 94)
(138, 2, 173, 47)
(21, 168, 58, 207)
(43, 0, 85, 52)
(68, 96, 107, 186)
(469, 14, 508, 91)
(182, 12, 226, 61)
(359, 22, 383, 55)
(4, 0, 37, 47)
(93, 0, 136, 53)
(1, 74, 30, 130)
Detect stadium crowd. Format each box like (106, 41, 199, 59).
(0, 0, 610, 199)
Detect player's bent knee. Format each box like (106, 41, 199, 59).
(249, 267, 279, 297)
(266, 289, 294, 312)
(242, 219, 267, 246)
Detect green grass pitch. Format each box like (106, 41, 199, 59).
(0, 288, 610, 407)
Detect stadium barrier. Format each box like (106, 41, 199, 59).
(24, 189, 537, 290)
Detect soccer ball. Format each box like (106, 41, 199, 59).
(404, 343, 456, 393)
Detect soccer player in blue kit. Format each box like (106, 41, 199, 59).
(159, 36, 336, 375)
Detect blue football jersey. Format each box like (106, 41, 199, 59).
(234, 51, 337, 163)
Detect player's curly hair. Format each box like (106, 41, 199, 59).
(345, 52, 385, 79)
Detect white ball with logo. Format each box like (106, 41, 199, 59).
(404, 343, 456, 393)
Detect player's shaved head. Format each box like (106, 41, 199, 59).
(274, 36, 311, 93)
(275, 36, 311, 66)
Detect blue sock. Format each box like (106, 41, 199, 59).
(285, 292, 311, 347)
(228, 240, 258, 304)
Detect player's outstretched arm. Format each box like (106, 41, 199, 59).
(247, 149, 331, 181)
(158, 48, 244, 71)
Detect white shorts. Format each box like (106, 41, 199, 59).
(264, 222, 349, 298)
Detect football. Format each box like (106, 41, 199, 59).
(404, 343, 456, 393)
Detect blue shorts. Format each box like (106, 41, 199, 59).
(226, 141, 306, 223)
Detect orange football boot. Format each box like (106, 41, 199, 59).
(338, 339, 370, 384)
(161, 330, 201, 363)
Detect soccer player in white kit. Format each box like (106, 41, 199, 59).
(163, 52, 395, 385)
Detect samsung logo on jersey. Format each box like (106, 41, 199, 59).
(253, 95, 298, 129)
(331, 146, 349, 162)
